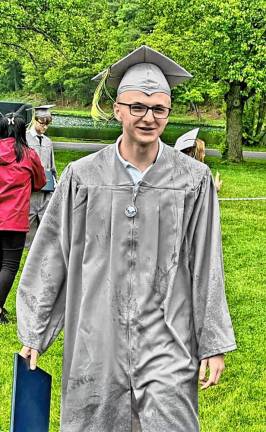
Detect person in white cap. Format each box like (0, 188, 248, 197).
(175, 128, 223, 191)
(17, 46, 236, 432)
(25, 105, 57, 248)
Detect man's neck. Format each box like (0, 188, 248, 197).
(119, 136, 159, 172)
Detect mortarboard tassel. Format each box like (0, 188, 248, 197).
(91, 68, 114, 122)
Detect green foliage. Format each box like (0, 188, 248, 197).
(0, 0, 265, 154)
(144, 0, 265, 95)
(0, 0, 112, 104)
(243, 92, 266, 146)
(0, 0, 264, 106)
(0, 61, 23, 93)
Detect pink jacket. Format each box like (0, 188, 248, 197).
(0, 138, 46, 231)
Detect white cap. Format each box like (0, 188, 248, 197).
(174, 128, 200, 151)
(34, 104, 55, 118)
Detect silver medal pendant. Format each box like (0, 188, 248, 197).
(125, 204, 138, 218)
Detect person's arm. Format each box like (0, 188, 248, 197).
(214, 171, 223, 193)
(188, 169, 236, 387)
(17, 164, 76, 360)
(30, 149, 46, 191)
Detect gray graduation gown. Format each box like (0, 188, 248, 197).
(26, 129, 57, 246)
(17, 143, 236, 432)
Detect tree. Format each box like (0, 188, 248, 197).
(141, 0, 266, 161)
(0, 0, 112, 104)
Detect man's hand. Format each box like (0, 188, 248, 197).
(20, 346, 39, 370)
(199, 355, 225, 390)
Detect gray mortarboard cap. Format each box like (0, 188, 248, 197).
(33, 104, 55, 118)
(92, 45, 192, 96)
(174, 128, 200, 151)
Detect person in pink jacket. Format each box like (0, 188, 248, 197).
(0, 112, 46, 323)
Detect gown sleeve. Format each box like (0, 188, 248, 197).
(188, 168, 237, 361)
(16, 164, 76, 354)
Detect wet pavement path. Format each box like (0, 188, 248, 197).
(53, 141, 266, 159)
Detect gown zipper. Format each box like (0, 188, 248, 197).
(127, 184, 140, 387)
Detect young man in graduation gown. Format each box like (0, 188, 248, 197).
(17, 46, 236, 432)
(25, 105, 57, 248)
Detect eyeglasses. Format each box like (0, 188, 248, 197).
(36, 120, 49, 127)
(117, 102, 171, 119)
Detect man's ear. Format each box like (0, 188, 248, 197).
(113, 102, 122, 122)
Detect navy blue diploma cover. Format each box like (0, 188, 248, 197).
(42, 170, 55, 192)
(10, 353, 52, 432)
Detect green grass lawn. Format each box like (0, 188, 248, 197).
(0, 152, 265, 431)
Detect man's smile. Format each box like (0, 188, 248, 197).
(137, 126, 156, 131)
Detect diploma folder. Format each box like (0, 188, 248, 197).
(42, 170, 55, 192)
(10, 353, 52, 432)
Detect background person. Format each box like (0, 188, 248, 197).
(25, 105, 57, 248)
(175, 128, 223, 192)
(0, 113, 46, 324)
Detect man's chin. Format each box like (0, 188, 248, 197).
(134, 130, 160, 144)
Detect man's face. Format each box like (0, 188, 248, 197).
(113, 91, 171, 146)
(34, 118, 50, 135)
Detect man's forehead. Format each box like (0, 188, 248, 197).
(117, 90, 171, 104)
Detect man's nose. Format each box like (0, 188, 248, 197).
(142, 107, 155, 121)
